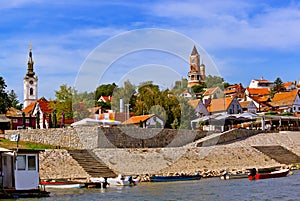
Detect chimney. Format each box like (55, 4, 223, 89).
(120, 99, 124, 113)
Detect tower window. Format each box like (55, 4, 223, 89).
(30, 88, 34, 95)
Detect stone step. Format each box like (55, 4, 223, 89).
(68, 150, 117, 178)
(253, 145, 300, 165)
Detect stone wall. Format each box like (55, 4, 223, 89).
(39, 149, 89, 180)
(5, 127, 209, 148)
(4, 127, 98, 149)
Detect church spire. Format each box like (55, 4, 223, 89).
(26, 43, 35, 77)
(191, 45, 198, 55)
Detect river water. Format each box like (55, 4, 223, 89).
(15, 171, 300, 201)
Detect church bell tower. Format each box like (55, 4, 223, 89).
(23, 45, 38, 108)
(188, 46, 205, 87)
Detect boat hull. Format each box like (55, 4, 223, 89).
(220, 174, 248, 180)
(248, 169, 289, 180)
(40, 181, 84, 189)
(150, 175, 201, 182)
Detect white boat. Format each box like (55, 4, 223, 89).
(90, 174, 139, 186)
(39, 181, 85, 189)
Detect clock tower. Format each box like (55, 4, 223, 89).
(23, 45, 38, 108)
(188, 46, 205, 87)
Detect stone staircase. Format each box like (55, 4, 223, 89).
(68, 150, 117, 178)
(253, 146, 300, 165)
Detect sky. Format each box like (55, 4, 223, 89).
(1, 0, 300, 102)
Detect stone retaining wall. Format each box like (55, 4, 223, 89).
(4, 127, 209, 148)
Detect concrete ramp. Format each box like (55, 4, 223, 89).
(253, 146, 300, 165)
(68, 150, 117, 178)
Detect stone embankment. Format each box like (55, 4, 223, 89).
(38, 131, 300, 181)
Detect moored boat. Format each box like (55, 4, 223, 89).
(150, 174, 201, 182)
(90, 175, 139, 186)
(248, 168, 290, 180)
(40, 181, 85, 189)
(220, 173, 248, 180)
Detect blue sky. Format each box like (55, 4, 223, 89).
(1, 0, 300, 101)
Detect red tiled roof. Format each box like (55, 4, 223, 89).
(122, 114, 154, 124)
(188, 99, 201, 109)
(246, 87, 270, 96)
(23, 97, 53, 115)
(204, 87, 217, 96)
(207, 97, 233, 113)
(270, 90, 298, 107)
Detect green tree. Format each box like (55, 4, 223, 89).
(111, 80, 136, 112)
(8, 90, 22, 110)
(205, 75, 229, 89)
(191, 81, 206, 98)
(50, 84, 74, 122)
(0, 77, 12, 113)
(73, 91, 95, 121)
(271, 77, 285, 98)
(171, 78, 188, 96)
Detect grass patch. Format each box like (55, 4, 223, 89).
(0, 138, 56, 150)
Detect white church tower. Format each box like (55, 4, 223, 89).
(23, 45, 38, 108)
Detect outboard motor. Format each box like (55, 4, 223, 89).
(249, 168, 257, 177)
(128, 176, 134, 185)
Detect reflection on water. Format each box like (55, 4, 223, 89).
(14, 171, 300, 201)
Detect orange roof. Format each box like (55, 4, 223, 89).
(250, 96, 269, 103)
(188, 99, 201, 109)
(122, 114, 154, 124)
(207, 97, 233, 113)
(283, 82, 293, 88)
(247, 87, 270, 96)
(203, 87, 217, 96)
(23, 97, 52, 115)
(239, 101, 251, 109)
(270, 90, 298, 107)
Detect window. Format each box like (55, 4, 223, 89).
(17, 155, 26, 170)
(28, 156, 36, 171)
(30, 88, 33, 95)
(26, 119, 29, 123)
(13, 119, 18, 123)
(298, 107, 300, 111)
(16, 155, 37, 171)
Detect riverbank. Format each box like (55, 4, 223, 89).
(38, 131, 300, 181)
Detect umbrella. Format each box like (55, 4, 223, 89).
(36, 111, 40, 129)
(48, 114, 52, 128)
(61, 111, 65, 128)
(53, 110, 57, 128)
(22, 112, 26, 129)
(43, 113, 46, 129)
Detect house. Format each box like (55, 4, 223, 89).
(248, 78, 273, 89)
(283, 81, 297, 91)
(122, 114, 164, 128)
(246, 96, 270, 112)
(206, 97, 242, 115)
(245, 87, 270, 98)
(224, 84, 245, 98)
(180, 89, 193, 98)
(239, 101, 257, 113)
(269, 90, 300, 113)
(5, 107, 35, 130)
(202, 87, 224, 100)
(0, 114, 10, 133)
(0, 148, 49, 198)
(23, 97, 53, 129)
(188, 99, 209, 117)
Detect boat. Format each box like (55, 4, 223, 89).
(248, 168, 290, 180)
(90, 175, 139, 186)
(220, 173, 248, 180)
(150, 174, 201, 182)
(40, 180, 85, 189)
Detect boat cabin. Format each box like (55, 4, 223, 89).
(0, 148, 40, 190)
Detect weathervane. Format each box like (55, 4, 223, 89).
(29, 42, 32, 51)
